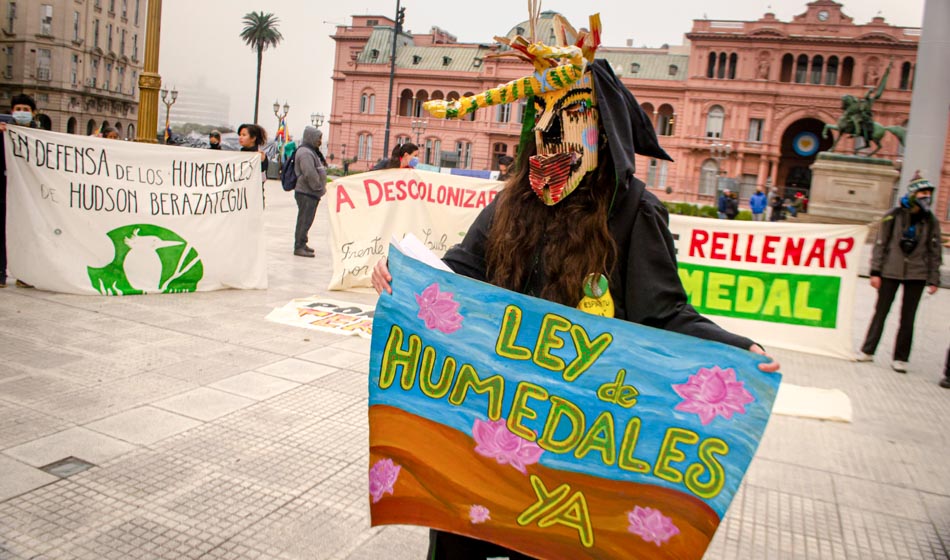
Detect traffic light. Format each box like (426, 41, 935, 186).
(397, 7, 406, 28)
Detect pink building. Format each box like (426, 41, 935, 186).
(329, 1, 948, 230)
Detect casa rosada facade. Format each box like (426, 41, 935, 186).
(328, 0, 948, 228)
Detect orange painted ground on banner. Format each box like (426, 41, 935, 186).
(369, 405, 720, 560)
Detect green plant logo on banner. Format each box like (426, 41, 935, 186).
(88, 224, 203, 295)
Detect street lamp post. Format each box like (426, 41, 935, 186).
(310, 112, 324, 128)
(410, 118, 427, 145)
(160, 87, 178, 144)
(709, 141, 733, 192)
(274, 100, 289, 167)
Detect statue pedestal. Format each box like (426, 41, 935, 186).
(805, 152, 899, 224)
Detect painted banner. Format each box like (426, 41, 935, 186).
(4, 127, 266, 295)
(667, 215, 867, 359)
(266, 296, 374, 338)
(325, 169, 502, 290)
(368, 248, 781, 560)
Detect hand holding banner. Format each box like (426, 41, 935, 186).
(368, 248, 781, 559)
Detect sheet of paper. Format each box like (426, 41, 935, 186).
(391, 233, 453, 272)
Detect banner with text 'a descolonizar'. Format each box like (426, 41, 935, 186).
(368, 248, 781, 560)
(4, 127, 266, 295)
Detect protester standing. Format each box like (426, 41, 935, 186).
(749, 186, 768, 222)
(857, 174, 942, 372)
(238, 123, 269, 205)
(385, 143, 419, 169)
(0, 93, 38, 288)
(208, 130, 222, 149)
(292, 126, 327, 258)
(718, 189, 731, 219)
(725, 190, 739, 220)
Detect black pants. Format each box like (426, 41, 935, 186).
(860, 278, 926, 361)
(427, 530, 535, 560)
(294, 192, 320, 250)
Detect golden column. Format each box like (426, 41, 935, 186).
(135, 0, 163, 143)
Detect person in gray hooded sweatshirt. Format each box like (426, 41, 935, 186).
(293, 126, 327, 257)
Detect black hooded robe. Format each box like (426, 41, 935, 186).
(428, 59, 754, 560)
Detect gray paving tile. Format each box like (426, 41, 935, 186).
(152, 387, 255, 421)
(297, 347, 368, 369)
(208, 371, 300, 401)
(84, 406, 201, 445)
(833, 475, 929, 522)
(0, 455, 58, 501)
(255, 358, 339, 383)
(2, 427, 138, 468)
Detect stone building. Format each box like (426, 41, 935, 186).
(329, 1, 948, 228)
(0, 0, 146, 139)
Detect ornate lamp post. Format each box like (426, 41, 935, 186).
(310, 112, 324, 127)
(160, 87, 178, 144)
(410, 118, 427, 145)
(274, 100, 289, 167)
(709, 141, 733, 194)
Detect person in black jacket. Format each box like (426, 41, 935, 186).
(372, 40, 778, 560)
(0, 93, 38, 288)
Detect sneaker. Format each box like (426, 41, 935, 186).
(293, 249, 315, 258)
(891, 361, 908, 373)
(939, 378, 950, 389)
(854, 352, 874, 362)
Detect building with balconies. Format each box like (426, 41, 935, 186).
(0, 0, 146, 139)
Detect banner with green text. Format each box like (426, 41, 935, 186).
(325, 169, 502, 290)
(666, 216, 867, 359)
(368, 248, 781, 559)
(4, 127, 266, 295)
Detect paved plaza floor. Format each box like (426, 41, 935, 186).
(1, 182, 948, 559)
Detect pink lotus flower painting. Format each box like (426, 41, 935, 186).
(369, 458, 401, 504)
(672, 366, 755, 426)
(472, 418, 544, 474)
(469, 504, 491, 524)
(415, 283, 464, 334)
(627, 505, 680, 546)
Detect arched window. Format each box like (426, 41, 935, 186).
(67, 117, 77, 134)
(399, 89, 413, 116)
(795, 54, 808, 83)
(840, 56, 854, 86)
(657, 104, 675, 136)
(640, 103, 655, 124)
(431, 90, 445, 101)
(825, 56, 839, 86)
(705, 105, 724, 138)
(717, 52, 727, 79)
(493, 142, 507, 165)
(899, 61, 913, 90)
(36, 114, 52, 130)
(447, 91, 460, 101)
(707, 52, 716, 78)
(780, 53, 793, 82)
(810, 55, 824, 85)
(370, 94, 375, 114)
(126, 124, 135, 140)
(414, 90, 429, 117)
(455, 140, 472, 168)
(728, 53, 737, 79)
(115, 122, 123, 137)
(646, 159, 657, 187)
(424, 138, 441, 166)
(360, 94, 368, 113)
(699, 159, 719, 195)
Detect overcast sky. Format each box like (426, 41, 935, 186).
(158, 0, 924, 149)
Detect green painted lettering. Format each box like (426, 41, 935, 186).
(379, 325, 421, 390)
(574, 411, 616, 466)
(563, 325, 612, 382)
(684, 437, 729, 499)
(533, 314, 570, 372)
(507, 382, 549, 442)
(448, 364, 505, 421)
(495, 305, 532, 360)
(654, 427, 700, 484)
(538, 396, 586, 453)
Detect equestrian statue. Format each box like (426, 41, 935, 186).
(821, 61, 905, 157)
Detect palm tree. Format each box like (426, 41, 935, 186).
(240, 11, 284, 124)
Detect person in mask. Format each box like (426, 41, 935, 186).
(857, 172, 942, 373)
(371, 15, 778, 559)
(208, 130, 222, 150)
(0, 93, 37, 288)
(386, 142, 419, 169)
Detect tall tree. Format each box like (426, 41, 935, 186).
(240, 11, 284, 124)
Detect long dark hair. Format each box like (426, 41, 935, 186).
(387, 142, 419, 168)
(485, 136, 617, 306)
(238, 123, 267, 147)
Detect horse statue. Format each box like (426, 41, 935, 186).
(821, 61, 905, 157)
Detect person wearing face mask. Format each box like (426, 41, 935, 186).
(208, 130, 222, 150)
(372, 16, 779, 558)
(384, 142, 419, 169)
(857, 172, 942, 373)
(0, 93, 37, 288)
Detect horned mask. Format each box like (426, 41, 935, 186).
(423, 5, 602, 205)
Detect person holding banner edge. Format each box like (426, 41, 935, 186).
(371, 12, 778, 559)
(0, 93, 38, 288)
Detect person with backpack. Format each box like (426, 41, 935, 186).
(291, 126, 327, 257)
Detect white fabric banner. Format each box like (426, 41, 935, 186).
(4, 127, 267, 295)
(326, 169, 502, 290)
(667, 215, 868, 359)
